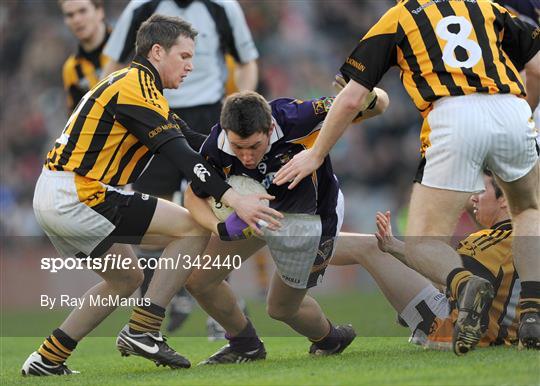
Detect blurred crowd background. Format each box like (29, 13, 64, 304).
(0, 0, 423, 239)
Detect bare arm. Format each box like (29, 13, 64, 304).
(234, 59, 258, 91)
(524, 51, 540, 110)
(274, 79, 378, 189)
(184, 185, 220, 235)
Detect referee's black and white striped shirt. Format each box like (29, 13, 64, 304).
(104, 0, 258, 108)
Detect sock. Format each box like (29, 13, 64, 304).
(128, 303, 165, 334)
(310, 320, 340, 350)
(226, 318, 262, 352)
(446, 268, 473, 300)
(520, 281, 540, 317)
(37, 328, 77, 365)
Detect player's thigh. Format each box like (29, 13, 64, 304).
(407, 183, 471, 238)
(187, 235, 266, 290)
(141, 198, 208, 245)
(494, 160, 540, 215)
(331, 232, 381, 266)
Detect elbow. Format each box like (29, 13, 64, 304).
(525, 52, 540, 77)
(374, 88, 390, 115)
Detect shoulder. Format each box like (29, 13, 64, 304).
(118, 68, 169, 114)
(201, 124, 224, 154)
(62, 55, 78, 73)
(207, 0, 245, 17)
(458, 227, 512, 256)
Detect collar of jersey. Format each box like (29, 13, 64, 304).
(217, 117, 284, 157)
(491, 219, 512, 231)
(130, 55, 163, 93)
(77, 26, 110, 67)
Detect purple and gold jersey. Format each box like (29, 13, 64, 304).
(197, 97, 340, 216)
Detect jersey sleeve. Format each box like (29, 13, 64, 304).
(457, 231, 500, 283)
(271, 97, 334, 138)
(496, 4, 540, 70)
(191, 125, 226, 198)
(103, 0, 157, 63)
(116, 73, 182, 152)
(221, 0, 259, 63)
(339, 4, 401, 90)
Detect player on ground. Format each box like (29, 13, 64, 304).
(274, 0, 540, 354)
(177, 89, 388, 365)
(59, 0, 110, 112)
(333, 171, 524, 349)
(21, 15, 280, 376)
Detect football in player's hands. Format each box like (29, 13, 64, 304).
(208, 175, 269, 221)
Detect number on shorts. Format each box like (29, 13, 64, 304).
(435, 16, 482, 69)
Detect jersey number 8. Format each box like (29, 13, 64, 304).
(436, 16, 482, 69)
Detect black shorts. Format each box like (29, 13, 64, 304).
(86, 190, 158, 258)
(132, 102, 222, 196)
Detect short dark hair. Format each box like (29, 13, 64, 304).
(135, 14, 198, 57)
(58, 0, 103, 8)
(220, 91, 273, 138)
(483, 169, 503, 198)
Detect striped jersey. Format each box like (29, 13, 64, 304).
(46, 56, 183, 190)
(457, 219, 519, 345)
(62, 30, 110, 112)
(340, 0, 540, 117)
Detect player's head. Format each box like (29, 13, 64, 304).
(59, 0, 104, 43)
(221, 91, 274, 169)
(471, 170, 509, 228)
(136, 14, 197, 89)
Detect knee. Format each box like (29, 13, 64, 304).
(266, 302, 298, 321)
(185, 275, 212, 298)
(112, 269, 144, 297)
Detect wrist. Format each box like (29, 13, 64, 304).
(221, 188, 239, 209)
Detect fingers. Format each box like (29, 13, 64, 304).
(287, 174, 304, 190)
(256, 210, 282, 228)
(273, 165, 292, 186)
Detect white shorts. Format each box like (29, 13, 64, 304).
(33, 168, 157, 258)
(417, 93, 538, 192)
(262, 191, 344, 289)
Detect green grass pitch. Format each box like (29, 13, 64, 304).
(1, 293, 539, 385)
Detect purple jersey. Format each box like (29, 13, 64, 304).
(195, 97, 340, 216)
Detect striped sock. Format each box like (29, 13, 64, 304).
(128, 303, 165, 334)
(520, 281, 540, 317)
(37, 329, 77, 365)
(446, 268, 473, 300)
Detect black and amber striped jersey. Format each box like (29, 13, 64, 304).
(62, 30, 111, 112)
(340, 0, 540, 117)
(457, 219, 519, 345)
(46, 56, 183, 187)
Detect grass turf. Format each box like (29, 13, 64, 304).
(1, 293, 539, 385)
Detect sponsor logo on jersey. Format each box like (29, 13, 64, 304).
(194, 163, 211, 182)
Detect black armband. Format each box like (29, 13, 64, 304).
(158, 138, 230, 200)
